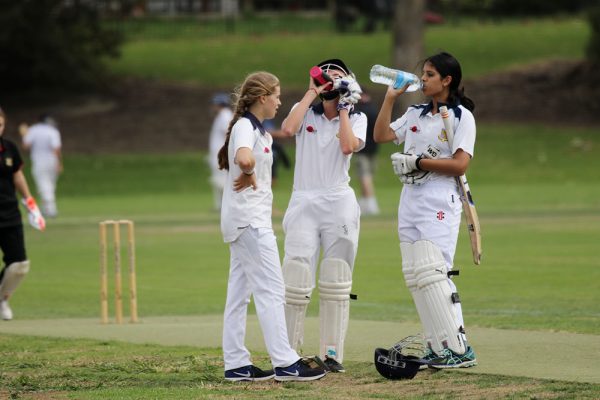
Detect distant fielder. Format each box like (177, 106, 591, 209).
(21, 114, 63, 218)
(207, 93, 233, 211)
(373, 52, 478, 368)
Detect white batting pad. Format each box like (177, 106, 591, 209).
(0, 261, 30, 299)
(318, 258, 352, 363)
(413, 240, 466, 355)
(400, 242, 436, 351)
(283, 259, 313, 350)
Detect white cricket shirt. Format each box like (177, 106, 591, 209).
(23, 122, 61, 166)
(291, 102, 367, 191)
(221, 112, 274, 243)
(391, 103, 476, 185)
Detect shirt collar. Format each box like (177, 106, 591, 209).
(243, 111, 266, 134)
(417, 101, 462, 120)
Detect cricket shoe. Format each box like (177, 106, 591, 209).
(0, 300, 13, 320)
(428, 346, 477, 369)
(224, 365, 274, 382)
(323, 355, 345, 373)
(418, 347, 437, 370)
(274, 357, 327, 382)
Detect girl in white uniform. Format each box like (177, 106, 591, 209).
(374, 52, 477, 368)
(218, 72, 326, 382)
(280, 59, 367, 373)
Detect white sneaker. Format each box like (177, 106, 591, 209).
(1, 300, 13, 320)
(367, 197, 380, 215)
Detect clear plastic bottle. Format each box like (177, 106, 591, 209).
(369, 64, 422, 92)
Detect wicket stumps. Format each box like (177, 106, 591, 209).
(99, 219, 138, 324)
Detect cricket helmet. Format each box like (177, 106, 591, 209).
(316, 58, 353, 100)
(374, 347, 422, 380)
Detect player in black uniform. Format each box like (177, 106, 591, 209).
(0, 106, 45, 320)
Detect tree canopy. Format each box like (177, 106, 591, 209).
(0, 0, 122, 92)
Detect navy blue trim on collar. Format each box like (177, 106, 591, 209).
(412, 101, 462, 120)
(243, 111, 266, 135)
(309, 102, 361, 116)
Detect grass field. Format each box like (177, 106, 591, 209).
(108, 17, 589, 88)
(1, 122, 599, 398)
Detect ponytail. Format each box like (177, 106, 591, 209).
(217, 102, 244, 171)
(450, 87, 475, 112)
(216, 71, 280, 171)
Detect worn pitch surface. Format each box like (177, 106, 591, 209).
(1, 315, 598, 383)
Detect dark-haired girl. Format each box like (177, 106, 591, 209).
(373, 52, 477, 369)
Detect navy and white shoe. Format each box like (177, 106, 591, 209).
(274, 358, 327, 382)
(323, 356, 345, 373)
(224, 365, 275, 382)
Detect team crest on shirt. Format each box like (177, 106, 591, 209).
(306, 125, 316, 133)
(335, 132, 340, 139)
(5, 157, 12, 167)
(410, 125, 419, 133)
(438, 129, 449, 142)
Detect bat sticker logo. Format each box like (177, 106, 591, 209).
(438, 129, 449, 142)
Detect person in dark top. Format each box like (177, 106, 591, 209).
(0, 106, 45, 320)
(354, 90, 380, 215)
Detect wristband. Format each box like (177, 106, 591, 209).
(243, 169, 255, 176)
(308, 88, 319, 97)
(415, 156, 423, 171)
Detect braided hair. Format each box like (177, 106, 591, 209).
(425, 52, 475, 112)
(217, 71, 280, 170)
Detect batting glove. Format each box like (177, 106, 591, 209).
(333, 76, 362, 105)
(400, 170, 432, 185)
(337, 100, 354, 113)
(391, 152, 422, 176)
(22, 197, 46, 231)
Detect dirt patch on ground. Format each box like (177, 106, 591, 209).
(2, 60, 598, 154)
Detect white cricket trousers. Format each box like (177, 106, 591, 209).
(32, 160, 59, 217)
(222, 227, 299, 371)
(398, 181, 465, 329)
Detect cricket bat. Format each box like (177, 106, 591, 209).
(439, 106, 482, 265)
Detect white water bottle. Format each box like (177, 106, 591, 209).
(369, 65, 422, 92)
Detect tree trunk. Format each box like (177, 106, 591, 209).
(392, 0, 426, 112)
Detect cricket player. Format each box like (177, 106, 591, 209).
(0, 106, 45, 320)
(218, 72, 326, 382)
(21, 114, 63, 218)
(207, 93, 233, 211)
(280, 59, 367, 373)
(373, 52, 477, 368)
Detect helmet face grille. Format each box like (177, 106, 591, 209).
(390, 334, 427, 359)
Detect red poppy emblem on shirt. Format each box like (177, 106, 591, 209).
(410, 125, 419, 133)
(306, 125, 315, 133)
(436, 211, 445, 221)
(264, 146, 270, 153)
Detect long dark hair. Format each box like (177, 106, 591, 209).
(425, 52, 475, 112)
(217, 71, 280, 170)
